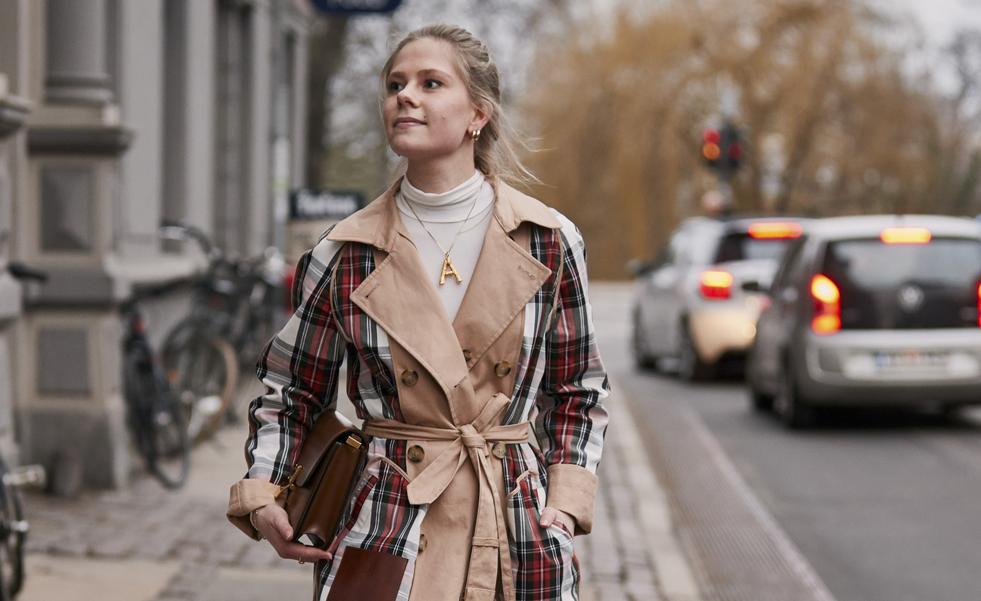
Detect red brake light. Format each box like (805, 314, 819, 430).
(880, 227, 931, 245)
(810, 274, 840, 304)
(748, 222, 803, 240)
(977, 280, 981, 328)
(810, 274, 841, 335)
(700, 270, 733, 300)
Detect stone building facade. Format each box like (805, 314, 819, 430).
(0, 0, 311, 490)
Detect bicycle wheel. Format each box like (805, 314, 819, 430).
(123, 349, 155, 460)
(0, 458, 25, 600)
(125, 353, 191, 489)
(145, 384, 191, 489)
(163, 328, 238, 442)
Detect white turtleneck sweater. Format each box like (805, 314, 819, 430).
(396, 171, 495, 321)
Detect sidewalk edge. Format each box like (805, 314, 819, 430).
(607, 376, 707, 601)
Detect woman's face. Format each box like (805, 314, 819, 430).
(383, 38, 487, 163)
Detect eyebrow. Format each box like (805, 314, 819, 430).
(387, 68, 455, 81)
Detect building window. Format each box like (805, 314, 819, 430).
(40, 165, 95, 252)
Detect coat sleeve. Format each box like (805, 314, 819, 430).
(536, 214, 611, 536)
(227, 230, 347, 539)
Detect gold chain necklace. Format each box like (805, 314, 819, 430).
(403, 188, 481, 285)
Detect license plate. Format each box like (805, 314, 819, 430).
(872, 350, 949, 370)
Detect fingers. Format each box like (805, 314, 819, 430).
(277, 540, 333, 563)
(540, 506, 575, 535)
(254, 504, 293, 543)
(254, 505, 332, 564)
(271, 511, 293, 541)
(539, 506, 556, 527)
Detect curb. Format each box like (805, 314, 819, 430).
(606, 375, 706, 601)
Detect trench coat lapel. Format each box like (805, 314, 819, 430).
(451, 183, 557, 368)
(325, 178, 560, 403)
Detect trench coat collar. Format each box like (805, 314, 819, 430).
(326, 176, 561, 252)
(325, 176, 560, 405)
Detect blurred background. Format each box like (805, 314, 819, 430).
(2, 1, 981, 600)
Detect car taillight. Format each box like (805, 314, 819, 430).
(810, 274, 841, 335)
(748, 221, 803, 239)
(880, 227, 931, 245)
(977, 280, 981, 328)
(700, 270, 733, 300)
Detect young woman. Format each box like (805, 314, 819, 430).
(227, 24, 610, 601)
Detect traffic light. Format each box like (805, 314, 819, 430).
(722, 123, 742, 169)
(701, 122, 743, 172)
(702, 128, 721, 167)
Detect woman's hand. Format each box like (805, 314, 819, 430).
(539, 506, 576, 536)
(253, 504, 334, 564)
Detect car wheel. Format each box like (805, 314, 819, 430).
(773, 360, 816, 429)
(939, 403, 962, 418)
(678, 323, 712, 382)
(748, 387, 774, 412)
(631, 310, 658, 371)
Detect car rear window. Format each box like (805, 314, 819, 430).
(714, 233, 795, 263)
(821, 237, 981, 330)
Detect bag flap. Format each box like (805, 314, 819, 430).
(293, 411, 367, 487)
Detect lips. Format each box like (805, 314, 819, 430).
(394, 117, 425, 127)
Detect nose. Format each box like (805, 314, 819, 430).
(397, 84, 419, 108)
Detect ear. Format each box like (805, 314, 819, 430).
(469, 99, 492, 133)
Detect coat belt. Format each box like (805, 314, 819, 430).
(362, 395, 529, 601)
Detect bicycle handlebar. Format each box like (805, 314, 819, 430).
(7, 262, 49, 283)
(159, 219, 218, 259)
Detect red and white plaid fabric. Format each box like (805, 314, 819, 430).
(244, 210, 609, 601)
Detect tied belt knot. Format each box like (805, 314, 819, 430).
(459, 423, 487, 449)
(362, 392, 529, 601)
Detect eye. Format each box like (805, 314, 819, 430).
(423, 79, 443, 90)
(387, 80, 404, 93)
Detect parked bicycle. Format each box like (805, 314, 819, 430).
(3, 261, 49, 600)
(158, 221, 240, 442)
(223, 246, 286, 373)
(120, 281, 191, 489)
(161, 221, 286, 371)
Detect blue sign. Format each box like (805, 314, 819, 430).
(310, 0, 403, 14)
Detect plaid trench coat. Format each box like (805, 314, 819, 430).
(227, 180, 610, 601)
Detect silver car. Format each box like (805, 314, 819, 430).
(747, 215, 981, 428)
(631, 216, 806, 380)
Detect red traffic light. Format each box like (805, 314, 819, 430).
(703, 128, 721, 144)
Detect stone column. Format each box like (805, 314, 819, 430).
(44, 0, 112, 105)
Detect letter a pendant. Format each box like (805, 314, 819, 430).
(439, 254, 463, 285)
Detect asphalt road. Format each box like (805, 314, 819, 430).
(591, 282, 981, 601)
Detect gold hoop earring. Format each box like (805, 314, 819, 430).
(470, 128, 481, 142)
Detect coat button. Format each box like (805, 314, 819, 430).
(491, 442, 507, 459)
(400, 369, 418, 387)
(494, 361, 512, 378)
(419, 533, 428, 552)
(407, 445, 425, 463)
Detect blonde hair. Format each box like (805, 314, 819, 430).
(381, 24, 538, 187)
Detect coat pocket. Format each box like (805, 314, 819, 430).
(509, 465, 580, 598)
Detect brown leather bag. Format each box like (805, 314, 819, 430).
(276, 411, 369, 549)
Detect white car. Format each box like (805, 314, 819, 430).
(631, 216, 806, 380)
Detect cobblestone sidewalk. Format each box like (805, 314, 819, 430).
(21, 375, 701, 601)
